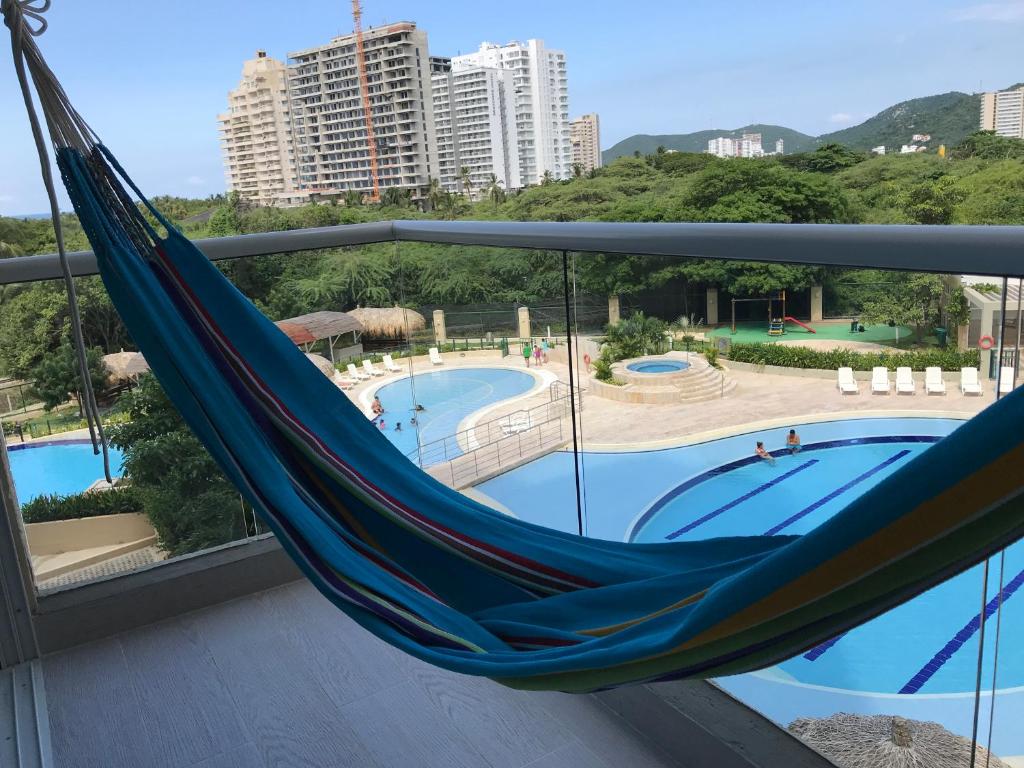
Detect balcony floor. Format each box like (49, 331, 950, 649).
(41, 580, 690, 768)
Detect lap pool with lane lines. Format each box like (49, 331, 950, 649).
(476, 416, 1024, 754)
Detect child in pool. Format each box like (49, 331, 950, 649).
(755, 441, 776, 466)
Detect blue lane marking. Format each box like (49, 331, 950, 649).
(665, 460, 819, 540)
(762, 450, 912, 536)
(803, 631, 849, 661)
(899, 567, 1024, 695)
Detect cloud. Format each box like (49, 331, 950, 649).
(828, 113, 853, 124)
(951, 1, 1024, 21)
(0, 194, 14, 203)
(185, 176, 205, 186)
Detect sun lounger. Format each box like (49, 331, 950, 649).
(331, 371, 356, 390)
(429, 347, 444, 366)
(924, 367, 946, 395)
(895, 367, 916, 395)
(999, 366, 1017, 394)
(836, 367, 859, 394)
(960, 367, 983, 395)
(347, 362, 370, 381)
(871, 367, 891, 394)
(363, 359, 386, 377)
(501, 412, 531, 436)
(383, 353, 402, 373)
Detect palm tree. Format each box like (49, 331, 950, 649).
(437, 192, 464, 221)
(381, 186, 409, 208)
(0, 241, 21, 258)
(541, 170, 554, 186)
(485, 174, 505, 208)
(458, 166, 473, 199)
(427, 177, 443, 212)
(344, 190, 363, 207)
(572, 163, 584, 179)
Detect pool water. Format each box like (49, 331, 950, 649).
(7, 441, 125, 502)
(371, 368, 536, 459)
(627, 360, 690, 374)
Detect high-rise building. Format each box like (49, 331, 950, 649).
(980, 86, 1024, 139)
(774, 138, 784, 155)
(287, 22, 438, 201)
(570, 113, 601, 173)
(707, 133, 764, 158)
(432, 61, 521, 197)
(453, 40, 571, 184)
(217, 51, 297, 207)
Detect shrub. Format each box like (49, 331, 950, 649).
(704, 347, 719, 368)
(21, 486, 145, 524)
(724, 343, 979, 371)
(592, 349, 615, 383)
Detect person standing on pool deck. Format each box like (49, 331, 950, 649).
(786, 429, 802, 454)
(522, 341, 533, 367)
(541, 338, 550, 363)
(533, 342, 543, 367)
(755, 441, 776, 466)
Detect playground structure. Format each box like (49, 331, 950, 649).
(730, 290, 816, 336)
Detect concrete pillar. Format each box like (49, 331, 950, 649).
(706, 288, 719, 326)
(980, 305, 994, 377)
(432, 309, 447, 344)
(810, 285, 823, 323)
(517, 306, 531, 340)
(608, 295, 621, 326)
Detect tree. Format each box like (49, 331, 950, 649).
(436, 191, 465, 221)
(604, 312, 669, 359)
(28, 343, 107, 413)
(109, 375, 245, 556)
(427, 177, 443, 212)
(898, 176, 965, 224)
(541, 170, 555, 186)
(485, 173, 505, 207)
(381, 186, 410, 208)
(950, 131, 1024, 161)
(860, 273, 945, 343)
(344, 190, 363, 208)
(458, 166, 473, 199)
(572, 163, 584, 178)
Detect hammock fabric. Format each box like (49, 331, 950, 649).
(8, 2, 1024, 693)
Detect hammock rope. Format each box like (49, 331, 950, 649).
(5, 0, 1024, 693)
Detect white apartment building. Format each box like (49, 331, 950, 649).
(432, 60, 521, 197)
(453, 40, 572, 184)
(871, 145, 886, 155)
(570, 113, 602, 173)
(287, 22, 438, 201)
(980, 86, 1024, 139)
(707, 133, 765, 158)
(218, 51, 297, 207)
(774, 138, 784, 155)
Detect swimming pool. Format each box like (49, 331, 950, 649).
(370, 367, 537, 460)
(7, 440, 125, 502)
(626, 360, 691, 374)
(475, 416, 1024, 753)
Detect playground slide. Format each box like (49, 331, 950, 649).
(784, 316, 816, 333)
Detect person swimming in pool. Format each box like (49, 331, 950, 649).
(395, 422, 402, 432)
(786, 429, 802, 454)
(755, 441, 776, 466)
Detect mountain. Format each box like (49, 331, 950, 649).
(603, 124, 818, 162)
(819, 91, 980, 151)
(602, 87, 1003, 162)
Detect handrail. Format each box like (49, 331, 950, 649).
(3, 220, 1024, 285)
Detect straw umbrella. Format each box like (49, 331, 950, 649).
(789, 714, 1009, 768)
(303, 353, 338, 378)
(101, 350, 149, 382)
(347, 306, 425, 339)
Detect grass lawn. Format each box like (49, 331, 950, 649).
(708, 319, 919, 346)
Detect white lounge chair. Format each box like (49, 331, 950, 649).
(331, 371, 356, 390)
(429, 347, 444, 366)
(960, 367, 983, 395)
(871, 367, 891, 394)
(895, 367, 916, 395)
(999, 366, 1017, 394)
(836, 367, 859, 394)
(363, 359, 386, 377)
(501, 412, 531, 436)
(924, 367, 946, 395)
(382, 353, 402, 373)
(347, 362, 370, 381)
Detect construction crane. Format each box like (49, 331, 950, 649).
(351, 0, 380, 203)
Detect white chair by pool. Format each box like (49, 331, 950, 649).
(836, 367, 859, 394)
(331, 371, 356, 390)
(347, 362, 370, 381)
(895, 367, 916, 395)
(999, 366, 1017, 394)
(871, 367, 891, 394)
(501, 412, 531, 436)
(924, 367, 946, 395)
(960, 367, 983, 395)
(363, 359, 386, 377)
(429, 347, 444, 366)
(382, 353, 402, 373)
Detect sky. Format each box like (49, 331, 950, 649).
(1, 0, 1023, 214)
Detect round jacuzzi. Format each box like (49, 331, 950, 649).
(626, 360, 691, 374)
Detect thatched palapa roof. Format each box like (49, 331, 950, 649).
(789, 714, 1009, 768)
(347, 306, 425, 339)
(275, 311, 363, 345)
(303, 353, 337, 377)
(102, 350, 149, 381)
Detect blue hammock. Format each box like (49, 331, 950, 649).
(8, 0, 1024, 692)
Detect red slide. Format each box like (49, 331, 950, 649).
(784, 316, 817, 333)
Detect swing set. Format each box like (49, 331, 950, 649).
(730, 290, 816, 336)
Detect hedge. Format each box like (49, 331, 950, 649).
(21, 486, 145, 524)
(723, 343, 980, 372)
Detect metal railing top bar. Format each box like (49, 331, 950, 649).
(3, 219, 1024, 285)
